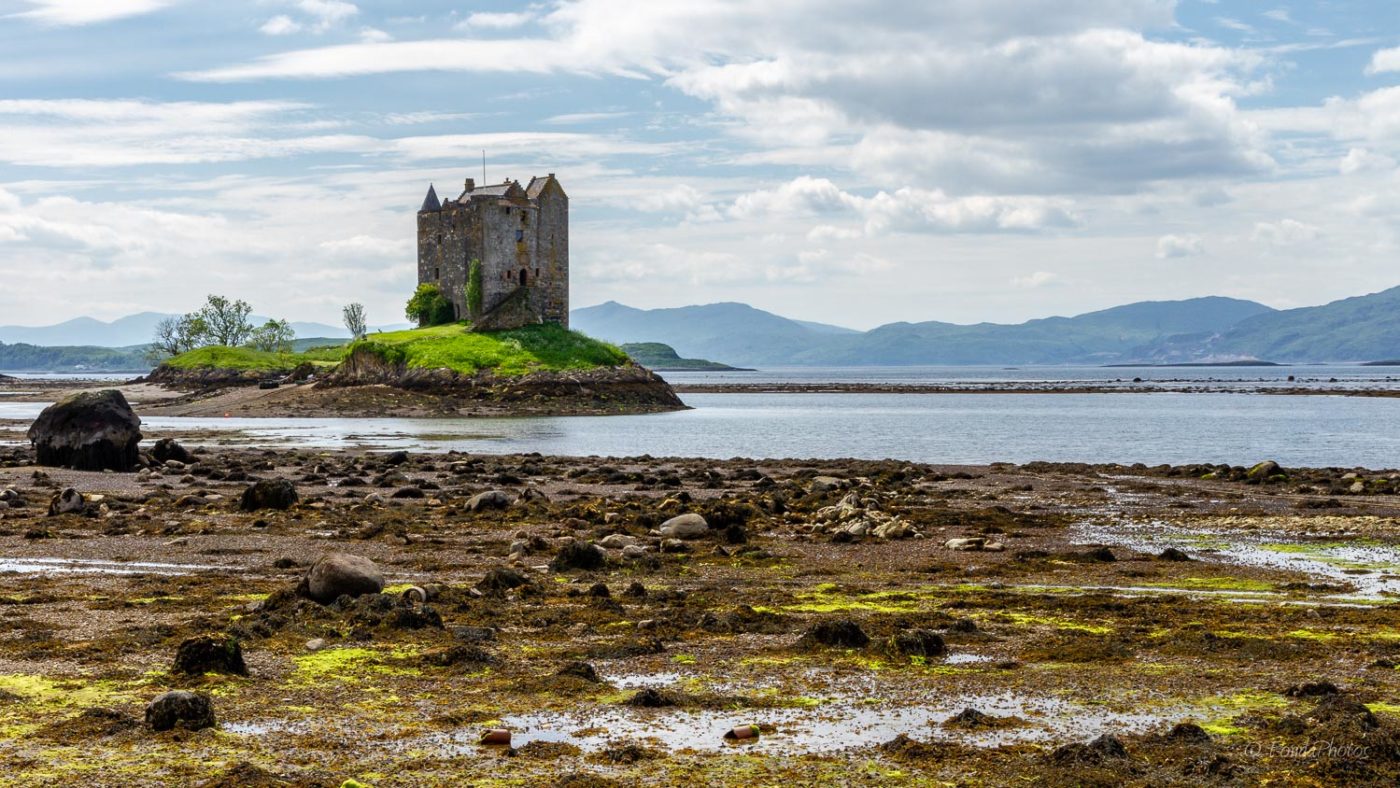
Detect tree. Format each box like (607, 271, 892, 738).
(147, 313, 209, 361)
(197, 295, 254, 346)
(342, 303, 368, 340)
(247, 319, 295, 353)
(466, 259, 483, 321)
(405, 284, 455, 326)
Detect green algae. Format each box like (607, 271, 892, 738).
(290, 646, 422, 687)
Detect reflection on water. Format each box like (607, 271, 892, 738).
(3, 391, 1399, 467)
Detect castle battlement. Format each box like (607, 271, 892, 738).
(416, 173, 568, 330)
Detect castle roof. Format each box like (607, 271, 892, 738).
(420, 184, 440, 212)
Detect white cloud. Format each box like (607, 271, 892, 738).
(1339, 147, 1396, 175)
(1367, 46, 1400, 75)
(260, 15, 301, 35)
(457, 11, 537, 30)
(1155, 233, 1205, 258)
(1011, 271, 1057, 288)
(178, 0, 1264, 195)
(297, 0, 357, 31)
(726, 177, 1076, 235)
(8, 0, 174, 26)
(1252, 219, 1321, 246)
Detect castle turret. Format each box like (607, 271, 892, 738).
(420, 184, 440, 213)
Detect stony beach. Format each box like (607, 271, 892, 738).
(0, 419, 1398, 785)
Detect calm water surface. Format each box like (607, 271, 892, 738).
(3, 392, 1396, 467)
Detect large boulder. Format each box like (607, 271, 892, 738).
(659, 513, 709, 539)
(27, 390, 142, 472)
(301, 552, 384, 604)
(239, 479, 298, 511)
(151, 438, 193, 465)
(172, 634, 248, 676)
(145, 690, 215, 732)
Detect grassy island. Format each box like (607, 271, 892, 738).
(162, 323, 628, 378)
(345, 323, 627, 377)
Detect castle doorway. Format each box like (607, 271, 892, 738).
(519, 268, 529, 286)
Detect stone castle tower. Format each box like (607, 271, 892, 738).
(416, 173, 568, 330)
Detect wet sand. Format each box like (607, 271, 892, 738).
(0, 441, 1399, 786)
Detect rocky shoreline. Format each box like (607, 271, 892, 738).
(0, 438, 1398, 785)
(26, 361, 688, 419)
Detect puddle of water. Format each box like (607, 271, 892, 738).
(442, 692, 1185, 755)
(945, 653, 995, 665)
(1074, 522, 1400, 599)
(605, 671, 684, 690)
(0, 557, 228, 576)
(224, 719, 305, 735)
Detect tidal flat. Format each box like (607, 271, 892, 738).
(0, 445, 1398, 786)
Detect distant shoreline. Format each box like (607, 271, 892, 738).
(672, 382, 1400, 397)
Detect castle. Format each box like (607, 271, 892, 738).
(416, 173, 568, 330)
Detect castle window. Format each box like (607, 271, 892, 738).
(436, 234, 442, 245)
(507, 270, 514, 281)
(515, 229, 524, 242)
(502, 206, 510, 215)
(434, 267, 439, 280)
(519, 268, 529, 287)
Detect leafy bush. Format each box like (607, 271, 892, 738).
(405, 284, 455, 326)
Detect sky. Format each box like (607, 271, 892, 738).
(0, 1, 1397, 331)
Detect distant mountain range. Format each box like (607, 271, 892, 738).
(6, 286, 1398, 368)
(573, 287, 1400, 366)
(0, 313, 411, 348)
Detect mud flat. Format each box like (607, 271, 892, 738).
(1, 446, 1399, 785)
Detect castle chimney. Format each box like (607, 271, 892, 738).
(464, 177, 475, 192)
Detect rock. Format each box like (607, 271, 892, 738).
(1051, 734, 1128, 765)
(599, 534, 639, 549)
(47, 488, 85, 516)
(151, 438, 193, 465)
(549, 539, 606, 572)
(384, 450, 409, 465)
(811, 476, 847, 492)
(27, 389, 142, 472)
(624, 688, 675, 707)
(145, 690, 215, 732)
(556, 661, 602, 683)
(891, 629, 946, 657)
(239, 479, 298, 512)
(1285, 680, 1339, 698)
(944, 537, 994, 551)
(172, 635, 248, 676)
(301, 552, 384, 604)
(944, 708, 997, 728)
(305, 638, 327, 652)
(1157, 547, 1192, 562)
(391, 486, 425, 499)
(798, 619, 870, 649)
(1165, 722, 1212, 743)
(477, 566, 530, 593)
(467, 490, 512, 512)
(658, 513, 709, 539)
(1350, 481, 1366, 494)
(621, 545, 648, 560)
(1247, 460, 1283, 480)
(1308, 693, 1378, 729)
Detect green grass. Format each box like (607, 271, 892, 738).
(163, 324, 628, 378)
(349, 323, 628, 377)
(163, 345, 324, 371)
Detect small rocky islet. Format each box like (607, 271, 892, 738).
(0, 392, 1399, 784)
